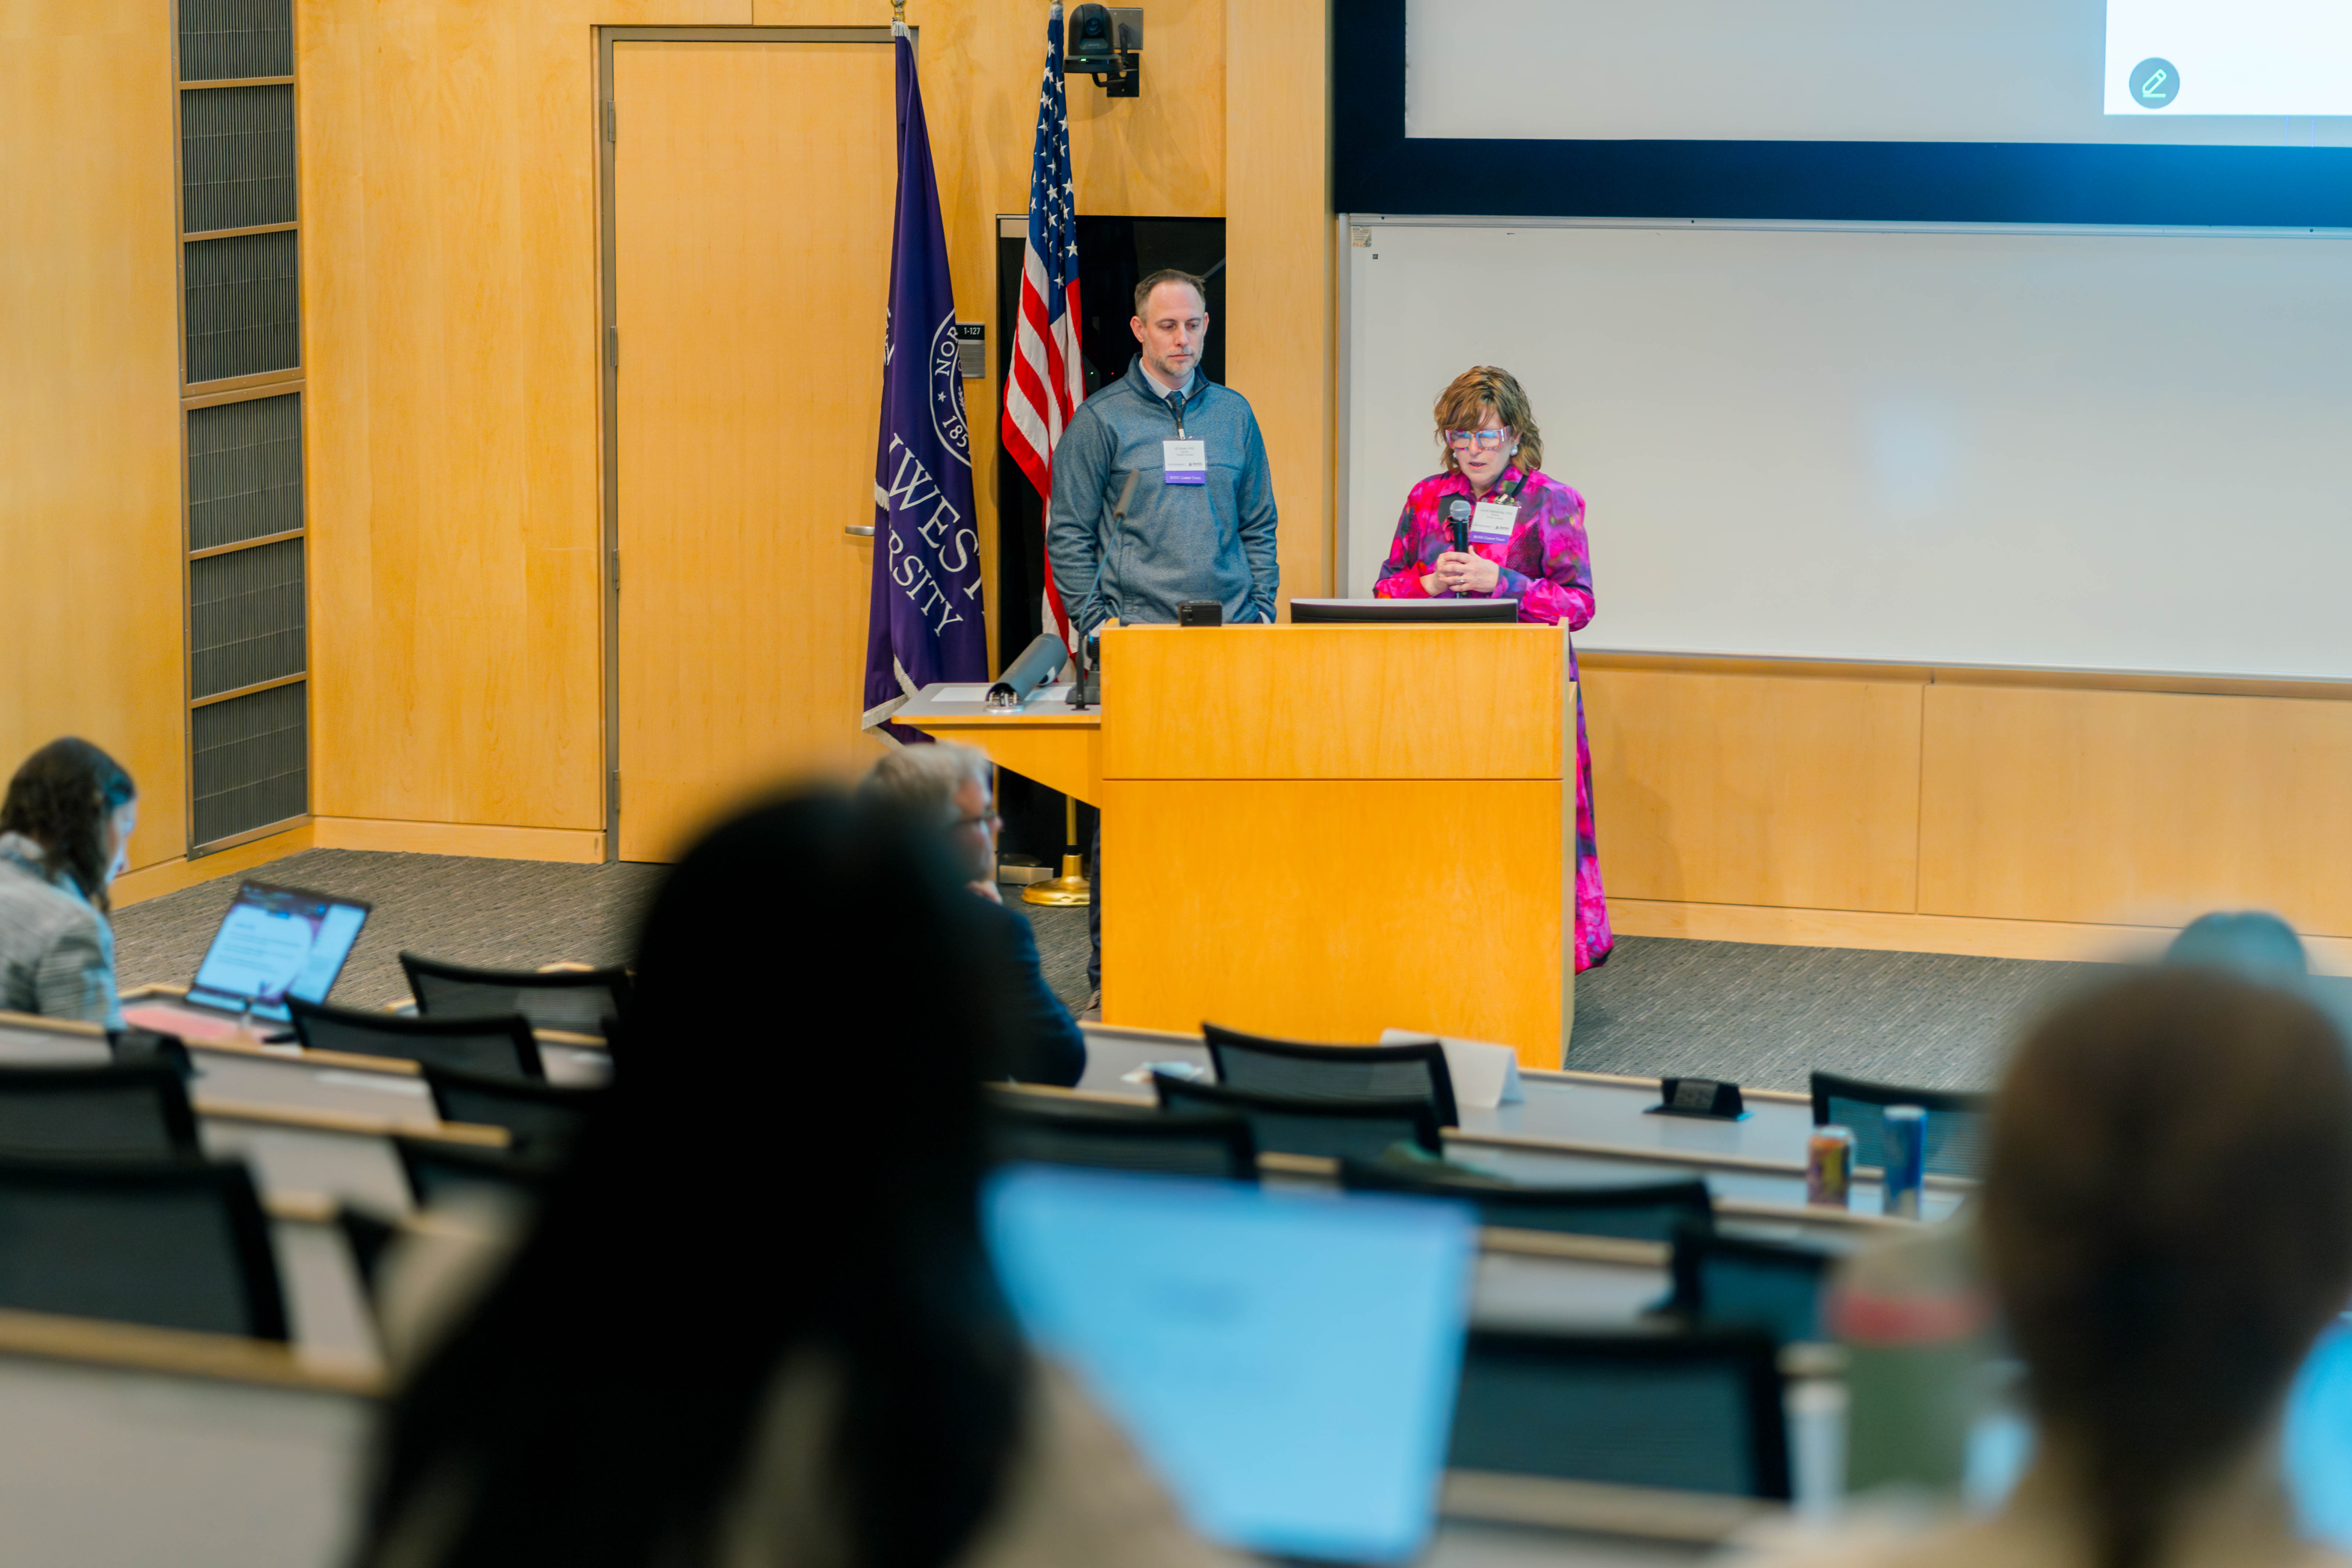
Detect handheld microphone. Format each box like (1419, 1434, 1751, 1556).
(1444, 498, 1472, 597)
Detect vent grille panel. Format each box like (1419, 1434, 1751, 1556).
(192, 683, 307, 847)
(179, 0, 293, 82)
(188, 393, 302, 550)
(190, 538, 305, 698)
(185, 230, 299, 384)
(181, 85, 296, 233)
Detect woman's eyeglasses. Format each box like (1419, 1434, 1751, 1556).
(1446, 429, 1507, 452)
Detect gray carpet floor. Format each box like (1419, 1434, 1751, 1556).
(122, 849, 2336, 1094)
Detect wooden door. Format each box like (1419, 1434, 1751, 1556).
(612, 39, 894, 861)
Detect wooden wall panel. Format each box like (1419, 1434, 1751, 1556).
(0, 3, 188, 868)
(1583, 667, 1925, 913)
(1227, 0, 1332, 609)
(300, 0, 1232, 844)
(297, 0, 747, 834)
(1919, 683, 2352, 933)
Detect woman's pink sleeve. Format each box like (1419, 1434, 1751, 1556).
(1372, 495, 1431, 599)
(1492, 489, 1594, 628)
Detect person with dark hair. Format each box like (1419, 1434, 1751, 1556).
(358, 791, 1224, 1568)
(0, 738, 138, 1026)
(1782, 968, 2352, 1568)
(1045, 266, 1280, 1010)
(858, 741, 1085, 1087)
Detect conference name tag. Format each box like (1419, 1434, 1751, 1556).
(1163, 439, 1207, 485)
(1469, 500, 1518, 543)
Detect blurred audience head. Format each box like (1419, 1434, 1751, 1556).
(859, 741, 998, 885)
(0, 738, 136, 912)
(367, 788, 1024, 1568)
(2164, 910, 2308, 984)
(1986, 969, 2352, 1568)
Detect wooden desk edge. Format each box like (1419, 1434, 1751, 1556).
(0, 1305, 384, 1396)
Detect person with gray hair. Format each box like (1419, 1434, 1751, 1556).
(861, 742, 1085, 1087)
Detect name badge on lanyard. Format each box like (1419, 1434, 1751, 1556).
(1163, 439, 1207, 485)
(1469, 500, 1517, 544)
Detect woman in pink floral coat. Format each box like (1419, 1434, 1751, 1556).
(1374, 366, 1613, 972)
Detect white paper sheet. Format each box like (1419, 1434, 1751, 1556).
(1380, 1028, 1523, 1109)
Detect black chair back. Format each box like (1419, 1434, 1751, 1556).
(1810, 1070, 1989, 1177)
(0, 1062, 200, 1160)
(400, 952, 631, 1036)
(1203, 1023, 1460, 1127)
(0, 1157, 286, 1339)
(423, 1065, 602, 1151)
(1668, 1230, 1836, 1344)
(1153, 1075, 1442, 1162)
(990, 1095, 1256, 1180)
(1448, 1328, 1791, 1500)
(1340, 1159, 1713, 1242)
(289, 999, 543, 1080)
(393, 1138, 564, 1208)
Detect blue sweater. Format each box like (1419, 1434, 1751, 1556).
(1045, 359, 1280, 631)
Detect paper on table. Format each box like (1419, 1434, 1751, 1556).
(1380, 1027, 1523, 1109)
(934, 685, 992, 703)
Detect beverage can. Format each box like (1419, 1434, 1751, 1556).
(1883, 1104, 1928, 1219)
(1807, 1125, 1856, 1208)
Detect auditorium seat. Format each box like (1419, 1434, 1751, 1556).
(1152, 1075, 1442, 1162)
(0, 1062, 200, 1160)
(1447, 1328, 1790, 1500)
(1667, 1230, 1836, 1345)
(423, 1065, 601, 1151)
(1810, 1070, 1989, 1178)
(1339, 1159, 1713, 1242)
(988, 1094, 1257, 1180)
(0, 1158, 286, 1339)
(1203, 1023, 1460, 1127)
(393, 1137, 564, 1209)
(400, 953, 632, 1036)
(289, 1000, 544, 1080)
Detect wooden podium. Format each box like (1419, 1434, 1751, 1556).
(900, 623, 1576, 1067)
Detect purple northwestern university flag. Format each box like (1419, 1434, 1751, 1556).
(862, 21, 986, 738)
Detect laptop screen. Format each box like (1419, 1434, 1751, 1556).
(186, 882, 372, 1022)
(984, 1165, 1475, 1565)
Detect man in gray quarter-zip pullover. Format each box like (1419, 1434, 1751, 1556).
(1046, 269, 1282, 1000)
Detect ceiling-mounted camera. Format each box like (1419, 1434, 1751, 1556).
(1065, 4, 1142, 98)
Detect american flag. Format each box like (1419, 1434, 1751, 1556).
(1001, 2, 1084, 651)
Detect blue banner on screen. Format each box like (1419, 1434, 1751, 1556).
(187, 883, 370, 1021)
(2109, 1, 2352, 114)
(984, 1165, 1474, 1564)
(861, 21, 987, 738)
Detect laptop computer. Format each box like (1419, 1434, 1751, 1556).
(984, 1163, 1475, 1565)
(119, 880, 373, 1042)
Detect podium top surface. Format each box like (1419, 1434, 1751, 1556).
(1102, 622, 1570, 781)
(892, 682, 1100, 729)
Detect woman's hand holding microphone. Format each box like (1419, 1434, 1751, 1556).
(1422, 550, 1501, 597)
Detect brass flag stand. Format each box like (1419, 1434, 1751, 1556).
(1023, 794, 1091, 906)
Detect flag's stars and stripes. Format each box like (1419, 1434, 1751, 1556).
(1001, 3, 1086, 651)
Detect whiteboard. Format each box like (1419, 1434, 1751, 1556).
(1341, 220, 2352, 679)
